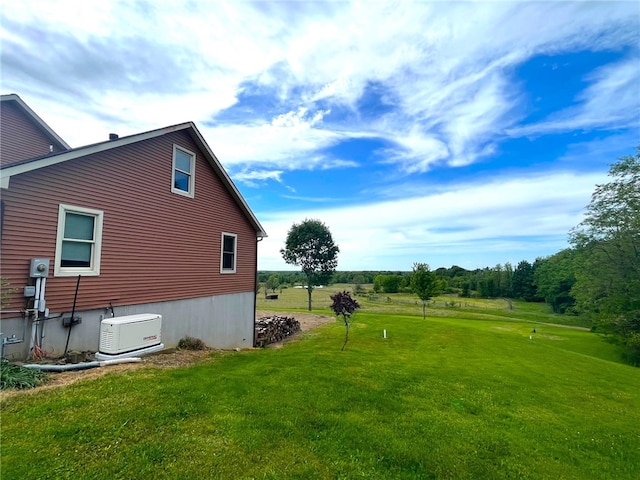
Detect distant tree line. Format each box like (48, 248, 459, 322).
(259, 264, 543, 300)
(258, 271, 381, 289)
(258, 253, 615, 317)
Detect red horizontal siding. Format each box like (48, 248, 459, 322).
(0, 101, 65, 166)
(1, 130, 258, 314)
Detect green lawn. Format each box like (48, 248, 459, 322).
(2, 289, 639, 479)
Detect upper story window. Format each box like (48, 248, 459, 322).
(171, 145, 195, 198)
(55, 204, 103, 276)
(221, 233, 237, 274)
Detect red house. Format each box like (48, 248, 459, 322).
(0, 94, 266, 360)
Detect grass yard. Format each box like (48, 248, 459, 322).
(2, 288, 639, 479)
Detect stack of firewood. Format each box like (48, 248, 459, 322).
(255, 316, 301, 347)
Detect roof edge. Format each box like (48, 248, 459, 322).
(186, 124, 268, 238)
(1, 94, 71, 150)
(1, 122, 194, 183)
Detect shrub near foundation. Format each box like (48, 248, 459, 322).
(177, 336, 207, 351)
(0, 359, 46, 390)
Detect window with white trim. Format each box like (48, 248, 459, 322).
(221, 233, 237, 273)
(55, 205, 103, 276)
(171, 145, 195, 197)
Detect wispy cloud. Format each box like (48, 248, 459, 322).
(280, 194, 344, 203)
(231, 169, 284, 188)
(257, 169, 606, 270)
(508, 56, 640, 137)
(3, 1, 636, 160)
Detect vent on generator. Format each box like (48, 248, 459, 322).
(95, 313, 165, 360)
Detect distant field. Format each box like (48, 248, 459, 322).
(3, 286, 638, 479)
(258, 283, 589, 327)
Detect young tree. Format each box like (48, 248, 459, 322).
(410, 263, 439, 319)
(502, 262, 514, 298)
(280, 219, 339, 311)
(266, 274, 280, 294)
(373, 275, 383, 293)
(330, 290, 360, 351)
(492, 264, 504, 297)
(570, 147, 640, 365)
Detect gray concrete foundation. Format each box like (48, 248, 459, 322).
(1, 291, 255, 360)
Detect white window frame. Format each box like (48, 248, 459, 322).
(54, 204, 104, 277)
(171, 144, 195, 198)
(220, 232, 237, 274)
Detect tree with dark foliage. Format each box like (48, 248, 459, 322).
(330, 291, 360, 351)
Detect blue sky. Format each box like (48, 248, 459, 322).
(2, 1, 638, 271)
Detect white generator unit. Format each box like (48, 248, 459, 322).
(95, 313, 165, 361)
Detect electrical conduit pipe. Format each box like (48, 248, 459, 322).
(28, 277, 42, 356)
(23, 357, 142, 372)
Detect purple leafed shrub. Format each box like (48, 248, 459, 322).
(330, 291, 360, 350)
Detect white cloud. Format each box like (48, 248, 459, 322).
(281, 194, 344, 203)
(257, 169, 606, 270)
(507, 56, 640, 137)
(2, 0, 636, 165)
(382, 133, 450, 173)
(231, 169, 284, 188)
(271, 107, 328, 129)
(205, 116, 342, 169)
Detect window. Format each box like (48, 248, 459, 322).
(221, 233, 237, 273)
(55, 205, 103, 276)
(171, 145, 195, 197)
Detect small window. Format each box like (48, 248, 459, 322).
(171, 145, 195, 197)
(55, 205, 103, 276)
(221, 233, 237, 273)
